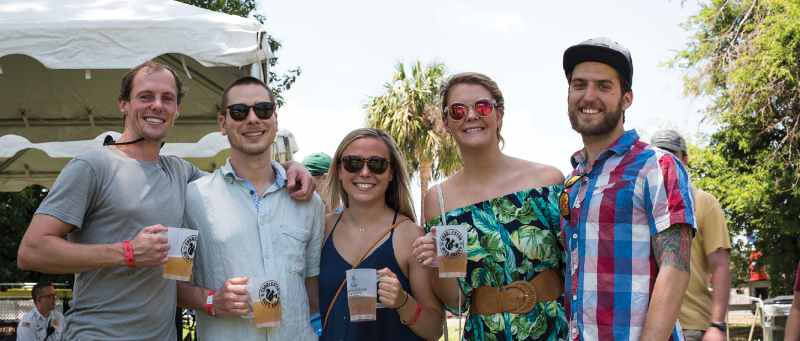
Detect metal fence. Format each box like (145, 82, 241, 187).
(0, 297, 64, 321)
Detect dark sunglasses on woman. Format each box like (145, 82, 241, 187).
(227, 102, 276, 121)
(445, 98, 497, 121)
(340, 156, 390, 175)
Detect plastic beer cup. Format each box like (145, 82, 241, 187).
(425, 231, 438, 267)
(345, 269, 386, 322)
(247, 276, 282, 328)
(162, 227, 198, 281)
(436, 224, 468, 278)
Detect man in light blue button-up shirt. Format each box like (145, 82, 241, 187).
(177, 76, 324, 341)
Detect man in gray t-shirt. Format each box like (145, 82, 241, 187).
(17, 61, 314, 341)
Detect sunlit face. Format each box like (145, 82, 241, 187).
(567, 62, 632, 137)
(219, 84, 278, 157)
(338, 137, 394, 205)
(118, 69, 180, 142)
(442, 83, 504, 150)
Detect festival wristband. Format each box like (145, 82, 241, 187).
(123, 241, 135, 268)
(401, 301, 422, 326)
(206, 291, 216, 316)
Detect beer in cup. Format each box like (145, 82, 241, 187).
(247, 276, 282, 328)
(436, 224, 468, 278)
(345, 269, 386, 322)
(162, 227, 198, 281)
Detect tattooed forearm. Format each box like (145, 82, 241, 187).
(652, 224, 692, 273)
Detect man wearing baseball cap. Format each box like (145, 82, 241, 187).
(559, 38, 696, 341)
(651, 130, 731, 341)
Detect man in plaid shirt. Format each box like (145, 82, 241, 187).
(559, 37, 696, 341)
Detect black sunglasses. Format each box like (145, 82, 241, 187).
(339, 156, 390, 175)
(227, 102, 276, 121)
(558, 173, 586, 221)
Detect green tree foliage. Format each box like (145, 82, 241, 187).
(0, 186, 66, 283)
(669, 0, 800, 295)
(176, 0, 301, 107)
(365, 60, 462, 220)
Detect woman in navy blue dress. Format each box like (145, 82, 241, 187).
(318, 128, 444, 341)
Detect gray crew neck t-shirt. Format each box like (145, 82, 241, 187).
(35, 146, 206, 341)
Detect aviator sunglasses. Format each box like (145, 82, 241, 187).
(445, 98, 497, 121)
(227, 102, 276, 121)
(558, 173, 586, 221)
(339, 155, 390, 175)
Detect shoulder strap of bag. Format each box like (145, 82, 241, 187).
(322, 216, 411, 329)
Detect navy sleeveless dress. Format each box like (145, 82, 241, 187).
(319, 212, 424, 341)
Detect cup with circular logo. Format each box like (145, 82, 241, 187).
(345, 269, 388, 322)
(247, 276, 282, 328)
(436, 224, 468, 278)
(162, 227, 199, 281)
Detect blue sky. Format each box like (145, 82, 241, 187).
(260, 0, 709, 213)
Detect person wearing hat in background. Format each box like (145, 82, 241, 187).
(301, 152, 339, 215)
(560, 37, 696, 340)
(16, 282, 64, 341)
(651, 129, 731, 341)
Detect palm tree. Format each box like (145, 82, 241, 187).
(365, 60, 462, 222)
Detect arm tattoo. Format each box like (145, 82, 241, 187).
(652, 224, 692, 273)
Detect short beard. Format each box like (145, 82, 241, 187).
(568, 95, 625, 137)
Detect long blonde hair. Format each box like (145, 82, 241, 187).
(322, 128, 417, 223)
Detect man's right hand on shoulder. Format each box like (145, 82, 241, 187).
(212, 277, 251, 318)
(130, 225, 170, 267)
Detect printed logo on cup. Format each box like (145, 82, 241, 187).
(259, 280, 280, 308)
(181, 235, 197, 264)
(350, 275, 357, 288)
(440, 229, 464, 259)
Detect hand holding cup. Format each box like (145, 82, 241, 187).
(130, 224, 169, 267)
(377, 268, 406, 309)
(411, 227, 438, 269)
(212, 277, 251, 318)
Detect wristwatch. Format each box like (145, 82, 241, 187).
(710, 322, 727, 331)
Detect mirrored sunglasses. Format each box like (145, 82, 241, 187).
(340, 155, 390, 175)
(559, 173, 586, 221)
(227, 102, 276, 121)
(445, 98, 497, 121)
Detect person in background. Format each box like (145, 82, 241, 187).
(301, 152, 333, 335)
(784, 261, 800, 341)
(302, 152, 339, 215)
(651, 129, 731, 341)
(17, 282, 64, 341)
(412, 72, 568, 341)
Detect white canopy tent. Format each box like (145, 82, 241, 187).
(0, 0, 274, 144)
(0, 129, 300, 192)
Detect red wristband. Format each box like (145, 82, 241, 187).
(206, 291, 216, 316)
(123, 241, 135, 268)
(401, 301, 422, 326)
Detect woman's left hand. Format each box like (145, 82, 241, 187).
(377, 268, 406, 309)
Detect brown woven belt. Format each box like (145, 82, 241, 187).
(468, 268, 565, 315)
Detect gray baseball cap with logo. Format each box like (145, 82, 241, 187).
(563, 37, 634, 86)
(650, 129, 686, 153)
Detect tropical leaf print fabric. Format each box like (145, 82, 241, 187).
(425, 186, 568, 341)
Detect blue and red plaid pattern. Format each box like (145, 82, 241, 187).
(560, 130, 695, 341)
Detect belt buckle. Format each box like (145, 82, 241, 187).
(503, 281, 536, 314)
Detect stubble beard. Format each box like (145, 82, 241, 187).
(568, 95, 625, 137)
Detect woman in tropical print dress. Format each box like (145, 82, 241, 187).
(412, 72, 568, 341)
